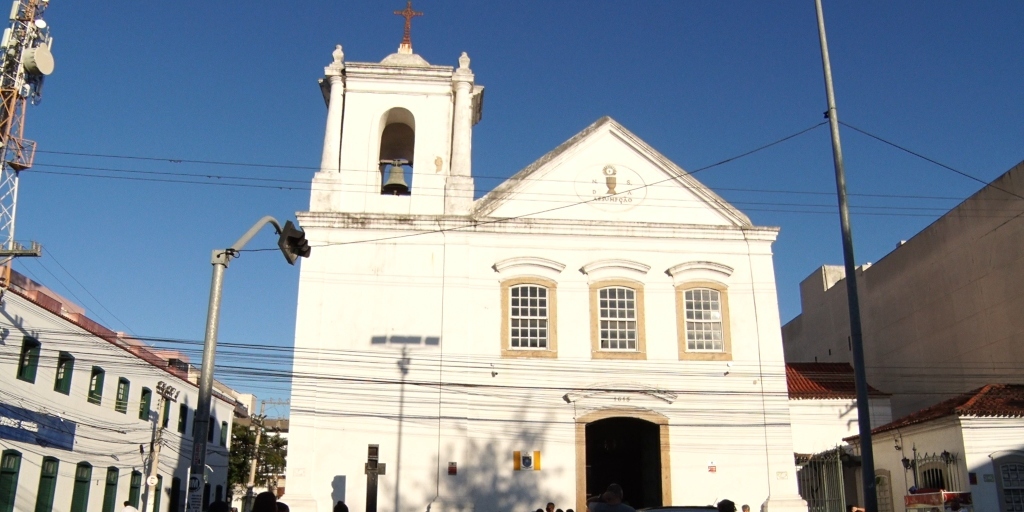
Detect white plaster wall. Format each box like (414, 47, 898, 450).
(0, 292, 235, 512)
(867, 418, 967, 512)
(286, 216, 805, 512)
(789, 398, 892, 454)
(959, 416, 1024, 512)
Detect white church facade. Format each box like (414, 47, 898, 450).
(284, 32, 808, 512)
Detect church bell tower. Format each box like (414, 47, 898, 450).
(311, 5, 483, 215)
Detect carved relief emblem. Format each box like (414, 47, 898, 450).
(574, 164, 647, 212)
(603, 165, 617, 194)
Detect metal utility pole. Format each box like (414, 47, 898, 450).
(186, 217, 310, 512)
(144, 381, 180, 512)
(243, 398, 289, 512)
(814, 1, 878, 511)
(245, 400, 266, 512)
(0, 0, 53, 278)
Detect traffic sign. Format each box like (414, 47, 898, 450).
(188, 475, 201, 492)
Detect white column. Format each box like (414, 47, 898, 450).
(320, 76, 345, 173)
(311, 46, 346, 213)
(446, 52, 476, 214)
(450, 83, 473, 177)
(319, 45, 346, 173)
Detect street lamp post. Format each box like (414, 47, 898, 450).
(185, 216, 310, 512)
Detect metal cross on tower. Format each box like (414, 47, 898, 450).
(393, 1, 423, 54)
(0, 0, 54, 277)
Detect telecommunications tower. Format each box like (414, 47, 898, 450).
(0, 0, 53, 280)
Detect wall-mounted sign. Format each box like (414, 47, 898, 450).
(513, 451, 541, 471)
(448, 462, 457, 475)
(0, 402, 76, 451)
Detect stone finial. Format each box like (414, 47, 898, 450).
(458, 52, 470, 70)
(332, 44, 345, 65)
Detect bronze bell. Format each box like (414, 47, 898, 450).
(381, 159, 410, 195)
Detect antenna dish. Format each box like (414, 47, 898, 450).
(33, 19, 45, 29)
(23, 44, 53, 75)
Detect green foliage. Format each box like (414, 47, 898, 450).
(227, 421, 288, 497)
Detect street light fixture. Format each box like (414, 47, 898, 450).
(185, 216, 310, 512)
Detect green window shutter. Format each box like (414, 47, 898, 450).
(208, 420, 215, 443)
(0, 450, 23, 512)
(202, 483, 210, 511)
(139, 388, 152, 421)
(153, 475, 163, 512)
(115, 378, 130, 413)
(16, 337, 40, 383)
(162, 399, 171, 429)
(178, 405, 188, 433)
(54, 352, 74, 395)
(101, 467, 119, 512)
(129, 471, 142, 507)
(69, 463, 92, 512)
(220, 421, 228, 446)
(34, 457, 59, 512)
(88, 367, 105, 405)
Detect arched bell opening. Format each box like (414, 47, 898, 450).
(378, 108, 416, 196)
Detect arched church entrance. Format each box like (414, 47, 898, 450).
(575, 410, 671, 511)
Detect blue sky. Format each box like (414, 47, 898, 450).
(15, 1, 1024, 407)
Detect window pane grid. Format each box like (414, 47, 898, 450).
(509, 285, 549, 349)
(685, 289, 724, 352)
(599, 287, 637, 350)
(1004, 463, 1024, 511)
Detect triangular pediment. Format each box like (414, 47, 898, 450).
(474, 117, 752, 227)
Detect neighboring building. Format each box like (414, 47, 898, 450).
(786, 363, 892, 455)
(231, 418, 288, 512)
(845, 383, 1024, 512)
(0, 270, 238, 512)
(284, 37, 808, 512)
(782, 159, 1024, 418)
(785, 363, 892, 511)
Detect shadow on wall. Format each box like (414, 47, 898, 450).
(397, 401, 560, 512)
(331, 475, 346, 506)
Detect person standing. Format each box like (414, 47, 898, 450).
(587, 484, 636, 512)
(717, 500, 737, 512)
(122, 501, 140, 512)
(252, 492, 278, 512)
(333, 501, 349, 512)
(741, 505, 750, 512)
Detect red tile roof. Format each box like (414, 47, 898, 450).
(786, 362, 888, 400)
(846, 384, 1024, 440)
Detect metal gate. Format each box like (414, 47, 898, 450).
(797, 447, 847, 512)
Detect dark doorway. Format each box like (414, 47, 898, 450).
(585, 417, 662, 509)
